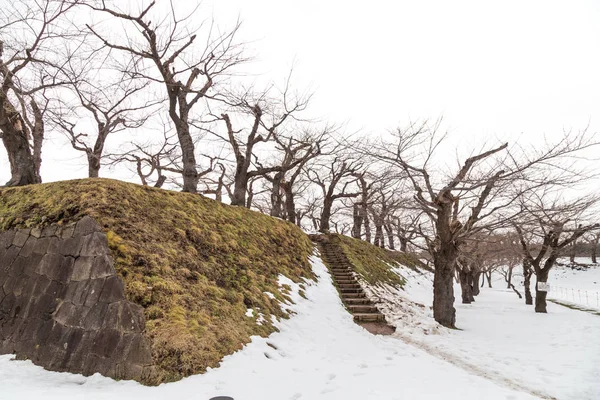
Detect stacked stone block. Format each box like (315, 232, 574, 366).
(0, 216, 155, 382)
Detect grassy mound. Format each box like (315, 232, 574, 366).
(0, 179, 314, 383)
(332, 234, 425, 287)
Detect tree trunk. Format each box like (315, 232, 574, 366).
(592, 242, 597, 264)
(433, 250, 457, 328)
(458, 269, 473, 304)
(364, 215, 371, 243)
(569, 241, 576, 264)
(87, 152, 101, 178)
(523, 259, 533, 305)
(30, 99, 44, 179)
(154, 175, 167, 188)
(311, 217, 319, 232)
(507, 267, 512, 289)
(374, 223, 384, 248)
(351, 203, 362, 239)
(283, 184, 296, 224)
(472, 272, 481, 296)
(467, 271, 475, 301)
(319, 197, 333, 232)
(485, 271, 492, 288)
(399, 238, 408, 252)
(269, 172, 284, 218)
(0, 97, 41, 186)
(534, 273, 549, 313)
(177, 125, 199, 193)
(169, 92, 199, 193)
(384, 223, 395, 250)
(231, 163, 248, 206)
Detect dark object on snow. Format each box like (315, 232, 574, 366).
(209, 397, 234, 400)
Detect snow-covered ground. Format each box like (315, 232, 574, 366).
(0, 255, 539, 400)
(393, 265, 600, 400)
(547, 258, 600, 311)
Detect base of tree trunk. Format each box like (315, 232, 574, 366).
(534, 288, 548, 313)
(433, 267, 457, 328)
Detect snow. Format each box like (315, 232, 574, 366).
(547, 259, 600, 311)
(0, 254, 539, 400)
(390, 267, 600, 400)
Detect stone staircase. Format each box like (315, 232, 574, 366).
(309, 235, 393, 334)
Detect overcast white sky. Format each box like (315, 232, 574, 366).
(2, 0, 600, 184)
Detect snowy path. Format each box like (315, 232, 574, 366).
(398, 272, 600, 400)
(0, 255, 537, 400)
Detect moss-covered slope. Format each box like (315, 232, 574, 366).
(0, 179, 313, 383)
(332, 234, 425, 287)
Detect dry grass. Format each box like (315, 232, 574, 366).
(332, 234, 425, 286)
(0, 178, 314, 383)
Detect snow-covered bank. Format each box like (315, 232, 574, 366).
(547, 260, 600, 311)
(398, 269, 600, 400)
(0, 255, 536, 400)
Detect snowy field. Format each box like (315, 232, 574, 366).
(393, 265, 600, 400)
(547, 258, 600, 311)
(1, 255, 540, 400)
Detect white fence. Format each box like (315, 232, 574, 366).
(548, 286, 600, 309)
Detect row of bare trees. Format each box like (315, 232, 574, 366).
(2, 1, 599, 330)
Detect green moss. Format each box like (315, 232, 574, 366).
(331, 234, 426, 287)
(0, 178, 314, 383)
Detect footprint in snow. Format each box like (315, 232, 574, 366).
(266, 342, 278, 350)
(290, 393, 302, 400)
(327, 373, 336, 381)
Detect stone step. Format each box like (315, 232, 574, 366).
(331, 269, 352, 274)
(316, 240, 390, 329)
(340, 288, 363, 294)
(338, 283, 361, 289)
(333, 273, 353, 278)
(333, 272, 353, 277)
(353, 313, 385, 322)
(342, 292, 366, 298)
(334, 276, 354, 281)
(348, 305, 379, 313)
(344, 298, 370, 305)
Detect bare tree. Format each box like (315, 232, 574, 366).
(263, 128, 325, 219)
(351, 170, 377, 242)
(514, 192, 599, 313)
(108, 133, 180, 188)
(54, 66, 156, 177)
(307, 155, 361, 232)
(368, 119, 598, 327)
(368, 182, 402, 249)
(86, 1, 245, 192)
(390, 209, 422, 252)
(585, 231, 600, 264)
(0, 0, 83, 186)
(213, 77, 310, 206)
(200, 163, 227, 202)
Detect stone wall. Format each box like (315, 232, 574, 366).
(0, 216, 155, 382)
